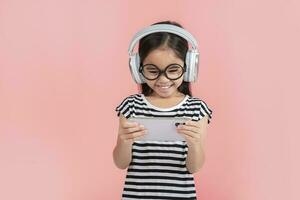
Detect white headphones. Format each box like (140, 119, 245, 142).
(128, 24, 200, 84)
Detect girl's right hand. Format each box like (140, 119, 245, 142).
(118, 115, 147, 145)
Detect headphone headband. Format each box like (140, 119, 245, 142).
(128, 24, 198, 56)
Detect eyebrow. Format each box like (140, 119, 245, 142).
(142, 63, 183, 67)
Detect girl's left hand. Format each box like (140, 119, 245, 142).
(176, 116, 209, 148)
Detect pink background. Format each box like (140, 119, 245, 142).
(0, 0, 299, 199)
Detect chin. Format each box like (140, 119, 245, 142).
(153, 88, 177, 98)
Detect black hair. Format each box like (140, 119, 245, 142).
(138, 20, 192, 96)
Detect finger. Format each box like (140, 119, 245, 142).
(179, 132, 194, 141)
(124, 125, 145, 134)
(177, 124, 200, 134)
(133, 134, 147, 141)
(122, 121, 140, 128)
(177, 129, 201, 139)
(123, 130, 147, 140)
(184, 120, 201, 128)
(120, 130, 145, 140)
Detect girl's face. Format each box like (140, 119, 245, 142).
(142, 48, 185, 98)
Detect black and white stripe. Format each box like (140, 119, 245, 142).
(115, 94, 212, 124)
(115, 94, 213, 200)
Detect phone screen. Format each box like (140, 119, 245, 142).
(128, 117, 188, 141)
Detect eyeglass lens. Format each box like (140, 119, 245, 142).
(141, 64, 184, 80)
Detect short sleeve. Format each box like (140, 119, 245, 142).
(115, 96, 133, 119)
(198, 100, 213, 124)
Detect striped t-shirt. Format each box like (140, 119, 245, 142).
(115, 93, 213, 200)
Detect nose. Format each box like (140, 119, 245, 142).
(157, 72, 169, 82)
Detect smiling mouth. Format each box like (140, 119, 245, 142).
(155, 84, 173, 89)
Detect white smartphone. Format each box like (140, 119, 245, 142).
(128, 117, 189, 141)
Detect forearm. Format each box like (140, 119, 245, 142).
(113, 139, 133, 169)
(186, 144, 205, 174)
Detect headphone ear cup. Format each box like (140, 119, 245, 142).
(191, 51, 199, 82)
(129, 53, 144, 84)
(184, 50, 192, 82)
(184, 50, 199, 82)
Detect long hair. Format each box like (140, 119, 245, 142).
(138, 20, 192, 96)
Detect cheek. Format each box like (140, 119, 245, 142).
(174, 79, 184, 87)
(145, 80, 155, 88)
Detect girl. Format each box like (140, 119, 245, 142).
(113, 21, 213, 200)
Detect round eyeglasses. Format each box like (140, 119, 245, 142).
(139, 63, 185, 81)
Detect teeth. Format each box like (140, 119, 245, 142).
(157, 85, 171, 89)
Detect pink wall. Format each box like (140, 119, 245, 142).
(0, 0, 298, 199)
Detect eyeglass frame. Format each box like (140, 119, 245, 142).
(139, 63, 186, 81)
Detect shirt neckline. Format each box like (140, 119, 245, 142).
(140, 93, 189, 111)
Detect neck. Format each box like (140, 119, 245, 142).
(150, 91, 185, 99)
